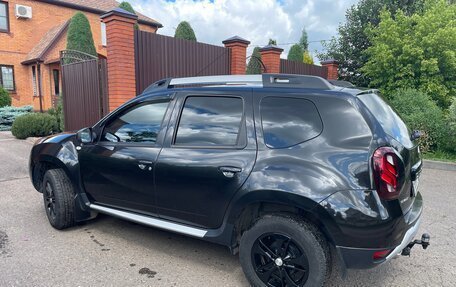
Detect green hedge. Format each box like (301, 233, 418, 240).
(0, 87, 11, 108)
(0, 105, 33, 131)
(11, 113, 58, 139)
(388, 89, 446, 153)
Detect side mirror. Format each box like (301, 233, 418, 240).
(77, 127, 94, 144)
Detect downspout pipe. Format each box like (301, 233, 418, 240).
(37, 62, 43, 113)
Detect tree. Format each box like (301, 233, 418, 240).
(299, 28, 308, 51)
(318, 0, 425, 86)
(287, 44, 303, 62)
(118, 1, 135, 14)
(268, 39, 277, 45)
(174, 21, 197, 41)
(66, 12, 97, 57)
(303, 50, 314, 64)
(118, 1, 139, 29)
(362, 1, 456, 109)
(246, 47, 263, 74)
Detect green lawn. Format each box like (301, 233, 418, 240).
(423, 150, 456, 163)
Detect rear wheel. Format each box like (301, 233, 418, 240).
(42, 169, 75, 230)
(239, 214, 330, 287)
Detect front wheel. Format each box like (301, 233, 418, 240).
(41, 169, 75, 230)
(239, 215, 330, 287)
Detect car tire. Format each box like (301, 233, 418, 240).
(41, 169, 75, 230)
(239, 214, 330, 287)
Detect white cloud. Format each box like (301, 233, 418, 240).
(130, 0, 358, 61)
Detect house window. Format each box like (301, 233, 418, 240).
(0, 1, 9, 33)
(101, 22, 107, 46)
(0, 65, 14, 91)
(53, 69, 60, 96)
(32, 66, 37, 96)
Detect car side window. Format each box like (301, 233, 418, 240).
(261, 97, 322, 148)
(101, 102, 169, 143)
(174, 96, 243, 146)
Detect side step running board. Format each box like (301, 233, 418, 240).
(89, 204, 208, 238)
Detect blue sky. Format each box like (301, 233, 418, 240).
(129, 0, 359, 61)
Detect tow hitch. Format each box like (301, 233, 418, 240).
(401, 233, 430, 256)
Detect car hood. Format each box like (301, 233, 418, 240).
(35, 132, 77, 145)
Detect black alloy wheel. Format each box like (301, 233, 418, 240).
(44, 181, 57, 220)
(251, 233, 309, 287)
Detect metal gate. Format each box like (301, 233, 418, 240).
(135, 30, 231, 94)
(60, 50, 108, 131)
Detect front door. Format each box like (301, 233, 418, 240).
(79, 98, 172, 215)
(155, 91, 257, 229)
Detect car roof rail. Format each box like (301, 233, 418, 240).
(356, 89, 379, 96)
(328, 80, 355, 88)
(141, 74, 334, 94)
(262, 74, 333, 90)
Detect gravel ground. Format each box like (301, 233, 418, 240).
(1, 131, 455, 287)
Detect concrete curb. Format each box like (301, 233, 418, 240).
(423, 160, 456, 171)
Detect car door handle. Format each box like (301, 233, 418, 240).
(219, 166, 242, 178)
(138, 160, 153, 171)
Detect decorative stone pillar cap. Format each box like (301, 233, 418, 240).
(101, 8, 138, 21)
(320, 59, 339, 65)
(260, 44, 284, 53)
(222, 36, 250, 46)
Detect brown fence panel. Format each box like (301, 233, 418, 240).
(280, 59, 328, 78)
(61, 58, 107, 131)
(135, 30, 231, 94)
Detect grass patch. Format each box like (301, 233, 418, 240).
(422, 150, 456, 163)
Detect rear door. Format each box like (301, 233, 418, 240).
(154, 90, 257, 229)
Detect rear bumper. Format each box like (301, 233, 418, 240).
(335, 191, 423, 269)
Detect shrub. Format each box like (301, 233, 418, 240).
(388, 89, 446, 153)
(11, 113, 58, 139)
(0, 105, 33, 131)
(443, 98, 456, 153)
(47, 99, 64, 132)
(66, 12, 97, 57)
(0, 87, 11, 108)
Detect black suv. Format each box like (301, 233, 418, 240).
(29, 74, 428, 286)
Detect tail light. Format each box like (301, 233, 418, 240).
(373, 249, 392, 261)
(372, 147, 401, 200)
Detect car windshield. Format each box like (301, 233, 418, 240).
(358, 93, 413, 148)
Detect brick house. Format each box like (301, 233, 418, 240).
(0, 0, 161, 111)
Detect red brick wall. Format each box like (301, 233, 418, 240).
(0, 0, 156, 110)
(321, 60, 339, 80)
(224, 43, 248, 75)
(260, 48, 282, 74)
(102, 13, 137, 112)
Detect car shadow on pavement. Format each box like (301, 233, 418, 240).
(75, 213, 249, 285)
(72, 214, 402, 287)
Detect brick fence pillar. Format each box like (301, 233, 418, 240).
(223, 36, 250, 75)
(260, 45, 283, 74)
(101, 8, 138, 112)
(321, 59, 339, 80)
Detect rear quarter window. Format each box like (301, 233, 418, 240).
(358, 93, 413, 148)
(260, 97, 322, 149)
